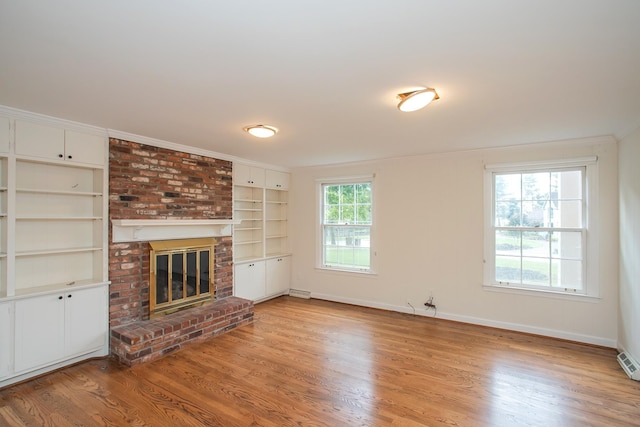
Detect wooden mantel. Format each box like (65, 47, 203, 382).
(111, 219, 241, 243)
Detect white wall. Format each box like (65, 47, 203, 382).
(618, 127, 640, 359)
(290, 137, 619, 347)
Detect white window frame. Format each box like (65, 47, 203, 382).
(316, 175, 376, 274)
(483, 157, 599, 298)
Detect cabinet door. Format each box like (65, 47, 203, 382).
(64, 130, 106, 166)
(14, 294, 65, 372)
(266, 256, 291, 296)
(234, 261, 265, 301)
(65, 286, 108, 357)
(15, 120, 66, 160)
(234, 164, 265, 188)
(265, 170, 289, 190)
(0, 302, 12, 378)
(0, 117, 9, 153)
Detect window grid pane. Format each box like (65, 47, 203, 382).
(493, 168, 584, 291)
(322, 182, 372, 271)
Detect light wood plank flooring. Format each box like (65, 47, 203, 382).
(1, 296, 639, 426)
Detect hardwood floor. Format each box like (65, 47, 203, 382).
(1, 296, 639, 426)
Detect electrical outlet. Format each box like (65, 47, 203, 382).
(424, 295, 436, 310)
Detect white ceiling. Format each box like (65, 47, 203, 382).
(1, 1, 639, 168)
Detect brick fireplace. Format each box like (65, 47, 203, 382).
(108, 138, 253, 365)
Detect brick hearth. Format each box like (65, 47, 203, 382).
(110, 297, 253, 366)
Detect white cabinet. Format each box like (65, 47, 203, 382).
(266, 170, 289, 190)
(65, 285, 108, 356)
(234, 164, 265, 188)
(234, 261, 266, 301)
(235, 256, 291, 302)
(14, 285, 107, 373)
(0, 301, 12, 378)
(14, 293, 65, 372)
(15, 120, 105, 166)
(266, 257, 291, 296)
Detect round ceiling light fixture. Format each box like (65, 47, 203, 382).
(243, 124, 279, 138)
(397, 88, 439, 112)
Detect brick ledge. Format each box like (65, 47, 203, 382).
(110, 296, 253, 366)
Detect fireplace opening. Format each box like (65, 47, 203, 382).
(149, 238, 217, 318)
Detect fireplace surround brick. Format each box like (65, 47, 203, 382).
(109, 138, 252, 364)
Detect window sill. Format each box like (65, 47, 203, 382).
(483, 283, 601, 302)
(316, 266, 378, 277)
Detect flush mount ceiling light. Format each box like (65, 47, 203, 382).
(397, 88, 439, 112)
(243, 124, 278, 138)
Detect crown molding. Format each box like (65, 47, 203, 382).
(0, 105, 107, 136)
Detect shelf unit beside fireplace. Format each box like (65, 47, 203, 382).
(233, 164, 291, 302)
(0, 112, 109, 388)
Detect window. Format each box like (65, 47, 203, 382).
(484, 158, 598, 295)
(320, 179, 373, 272)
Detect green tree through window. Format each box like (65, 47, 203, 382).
(321, 182, 372, 271)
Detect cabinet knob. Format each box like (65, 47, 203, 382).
(68, 294, 72, 298)
(67, 155, 73, 159)
(58, 296, 63, 300)
(58, 154, 64, 158)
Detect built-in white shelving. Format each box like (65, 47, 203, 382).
(233, 164, 291, 302)
(0, 110, 109, 388)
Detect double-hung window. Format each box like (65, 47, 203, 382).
(320, 179, 373, 272)
(484, 157, 598, 295)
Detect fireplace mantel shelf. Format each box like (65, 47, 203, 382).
(111, 219, 241, 243)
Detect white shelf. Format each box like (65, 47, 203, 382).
(235, 240, 263, 245)
(16, 188, 102, 197)
(15, 155, 105, 170)
(234, 255, 263, 264)
(16, 216, 102, 221)
(12, 280, 109, 298)
(16, 247, 102, 257)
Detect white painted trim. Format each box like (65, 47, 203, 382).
(111, 219, 240, 243)
(484, 155, 597, 171)
(0, 105, 107, 136)
(309, 292, 616, 348)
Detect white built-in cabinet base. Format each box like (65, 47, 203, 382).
(0, 282, 109, 388)
(234, 256, 291, 302)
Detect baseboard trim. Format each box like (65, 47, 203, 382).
(310, 292, 617, 348)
